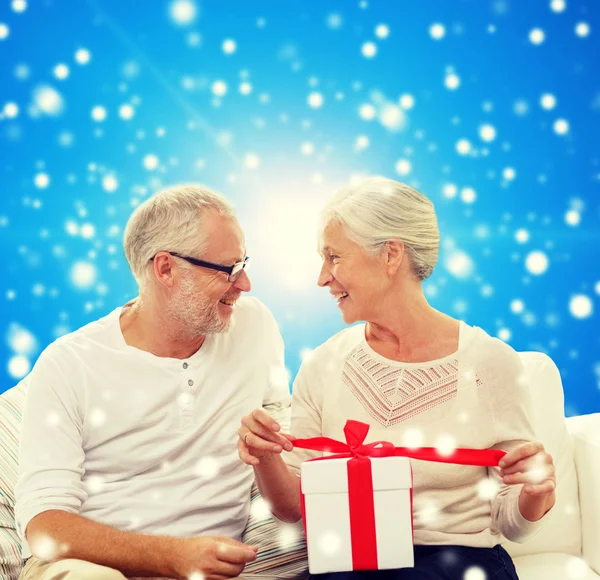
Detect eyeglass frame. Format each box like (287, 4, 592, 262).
(150, 251, 251, 282)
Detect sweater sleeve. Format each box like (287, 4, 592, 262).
(480, 339, 551, 543)
(283, 356, 324, 475)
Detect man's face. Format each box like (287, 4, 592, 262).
(166, 212, 251, 337)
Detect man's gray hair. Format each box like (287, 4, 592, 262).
(123, 184, 236, 287)
(319, 176, 440, 280)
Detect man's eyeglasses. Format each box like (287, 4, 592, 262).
(150, 252, 251, 282)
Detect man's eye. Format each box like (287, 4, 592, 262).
(330, 255, 339, 261)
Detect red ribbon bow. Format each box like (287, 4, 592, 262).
(294, 419, 507, 466)
(294, 420, 506, 572)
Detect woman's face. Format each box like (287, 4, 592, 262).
(318, 221, 387, 324)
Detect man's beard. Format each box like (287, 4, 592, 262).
(164, 273, 231, 340)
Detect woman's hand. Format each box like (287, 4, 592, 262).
(498, 441, 556, 521)
(238, 409, 296, 466)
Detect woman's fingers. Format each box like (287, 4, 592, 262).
(502, 464, 555, 485)
(522, 479, 556, 495)
(499, 441, 544, 469)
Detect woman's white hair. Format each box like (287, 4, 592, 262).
(123, 184, 236, 288)
(319, 176, 440, 280)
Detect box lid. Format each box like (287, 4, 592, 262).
(301, 456, 412, 495)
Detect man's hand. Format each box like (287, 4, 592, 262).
(238, 408, 296, 466)
(170, 536, 258, 580)
(498, 441, 556, 522)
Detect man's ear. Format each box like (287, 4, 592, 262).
(385, 240, 404, 276)
(152, 253, 176, 289)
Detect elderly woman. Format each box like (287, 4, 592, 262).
(238, 176, 555, 580)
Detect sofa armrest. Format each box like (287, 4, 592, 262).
(566, 413, 600, 575)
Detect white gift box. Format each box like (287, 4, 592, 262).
(301, 455, 414, 574)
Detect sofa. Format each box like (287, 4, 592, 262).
(1, 351, 599, 579)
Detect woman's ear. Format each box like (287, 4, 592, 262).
(385, 240, 404, 276)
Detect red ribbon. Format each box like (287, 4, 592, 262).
(295, 420, 506, 571)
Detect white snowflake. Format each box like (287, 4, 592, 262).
(91, 106, 107, 122)
(195, 457, 220, 479)
(445, 250, 474, 279)
(553, 118, 569, 135)
(574, 22, 590, 38)
(74, 48, 91, 64)
(464, 566, 487, 580)
(429, 23, 446, 40)
(222, 39, 236, 54)
(565, 210, 580, 226)
(415, 500, 440, 525)
(461, 187, 476, 204)
(477, 477, 500, 500)
(317, 530, 342, 555)
(442, 183, 458, 198)
(435, 434, 457, 457)
(361, 42, 377, 58)
(244, 153, 260, 169)
(33, 84, 64, 116)
(30, 535, 58, 560)
(455, 139, 471, 155)
(307, 92, 324, 109)
(525, 251, 549, 275)
(89, 408, 107, 427)
(569, 295, 593, 319)
(379, 103, 405, 131)
(478, 124, 496, 142)
(211, 80, 227, 96)
(250, 497, 272, 520)
(53, 64, 69, 80)
(84, 475, 105, 494)
(359, 103, 376, 120)
(8, 355, 31, 379)
(70, 261, 97, 289)
(396, 427, 422, 449)
(169, 0, 198, 26)
(375, 24, 390, 39)
(119, 104, 135, 120)
(395, 159, 412, 176)
(529, 28, 545, 45)
(34, 172, 50, 189)
(143, 154, 159, 170)
(503, 167, 516, 181)
(354, 135, 370, 152)
(445, 73, 461, 90)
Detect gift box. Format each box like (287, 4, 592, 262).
(294, 420, 505, 575)
(301, 455, 413, 574)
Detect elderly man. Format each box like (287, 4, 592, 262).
(15, 185, 291, 580)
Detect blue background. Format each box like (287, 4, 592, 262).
(1, 0, 599, 415)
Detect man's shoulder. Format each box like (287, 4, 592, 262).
(38, 307, 122, 364)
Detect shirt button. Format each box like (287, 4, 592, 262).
(183, 362, 188, 369)
(188, 379, 194, 386)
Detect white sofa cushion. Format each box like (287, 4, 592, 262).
(0, 383, 26, 580)
(568, 413, 600, 575)
(514, 554, 598, 580)
(503, 352, 582, 558)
